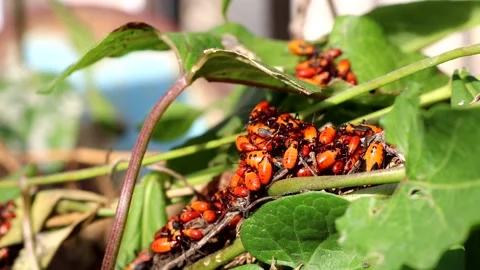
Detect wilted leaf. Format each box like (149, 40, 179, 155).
(241, 192, 363, 269)
(337, 103, 480, 269)
(0, 189, 106, 248)
(367, 1, 480, 52)
(12, 210, 96, 269)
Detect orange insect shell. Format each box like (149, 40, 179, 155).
(332, 160, 345, 175)
(296, 67, 316, 78)
(190, 201, 211, 213)
(180, 210, 201, 223)
(231, 186, 249, 197)
(151, 237, 175, 253)
(202, 210, 217, 223)
(301, 144, 311, 157)
(288, 40, 316, 56)
(250, 100, 270, 117)
(296, 166, 314, 177)
(277, 113, 299, 128)
(316, 149, 338, 171)
(229, 214, 243, 228)
(246, 151, 266, 169)
(249, 134, 272, 151)
(303, 125, 318, 142)
(337, 59, 351, 77)
(364, 141, 385, 172)
(344, 146, 364, 173)
(313, 71, 330, 86)
(230, 173, 244, 188)
(346, 71, 357, 85)
(183, 228, 204, 240)
(247, 123, 273, 138)
(283, 141, 299, 169)
(235, 135, 257, 152)
(245, 171, 261, 191)
(324, 48, 342, 59)
(346, 135, 361, 156)
(319, 126, 336, 144)
(258, 154, 273, 185)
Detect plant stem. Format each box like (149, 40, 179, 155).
(348, 84, 451, 123)
(102, 76, 189, 270)
(300, 43, 480, 117)
(267, 167, 405, 196)
(0, 135, 241, 188)
(184, 238, 246, 270)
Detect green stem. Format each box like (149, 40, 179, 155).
(300, 43, 480, 117)
(341, 183, 398, 201)
(0, 134, 241, 188)
(348, 84, 451, 123)
(184, 238, 246, 270)
(267, 167, 405, 196)
(102, 76, 188, 270)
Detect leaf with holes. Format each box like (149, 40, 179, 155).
(241, 192, 364, 269)
(337, 101, 480, 269)
(450, 68, 480, 107)
(328, 15, 448, 106)
(367, 1, 480, 52)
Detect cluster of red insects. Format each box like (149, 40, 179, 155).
(289, 40, 357, 86)
(0, 200, 16, 269)
(144, 100, 398, 268)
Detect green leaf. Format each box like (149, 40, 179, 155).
(328, 16, 448, 105)
(231, 265, 264, 270)
(141, 102, 203, 142)
(141, 173, 168, 248)
(450, 69, 480, 107)
(367, 1, 480, 52)
(116, 173, 168, 269)
(116, 182, 144, 270)
(222, 0, 232, 21)
(337, 105, 480, 270)
(380, 86, 421, 154)
(45, 21, 346, 97)
(42, 22, 169, 94)
(241, 192, 364, 269)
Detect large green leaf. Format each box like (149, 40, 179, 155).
(367, 1, 480, 52)
(328, 15, 448, 105)
(450, 68, 480, 107)
(44, 22, 347, 97)
(337, 97, 480, 269)
(241, 192, 364, 269)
